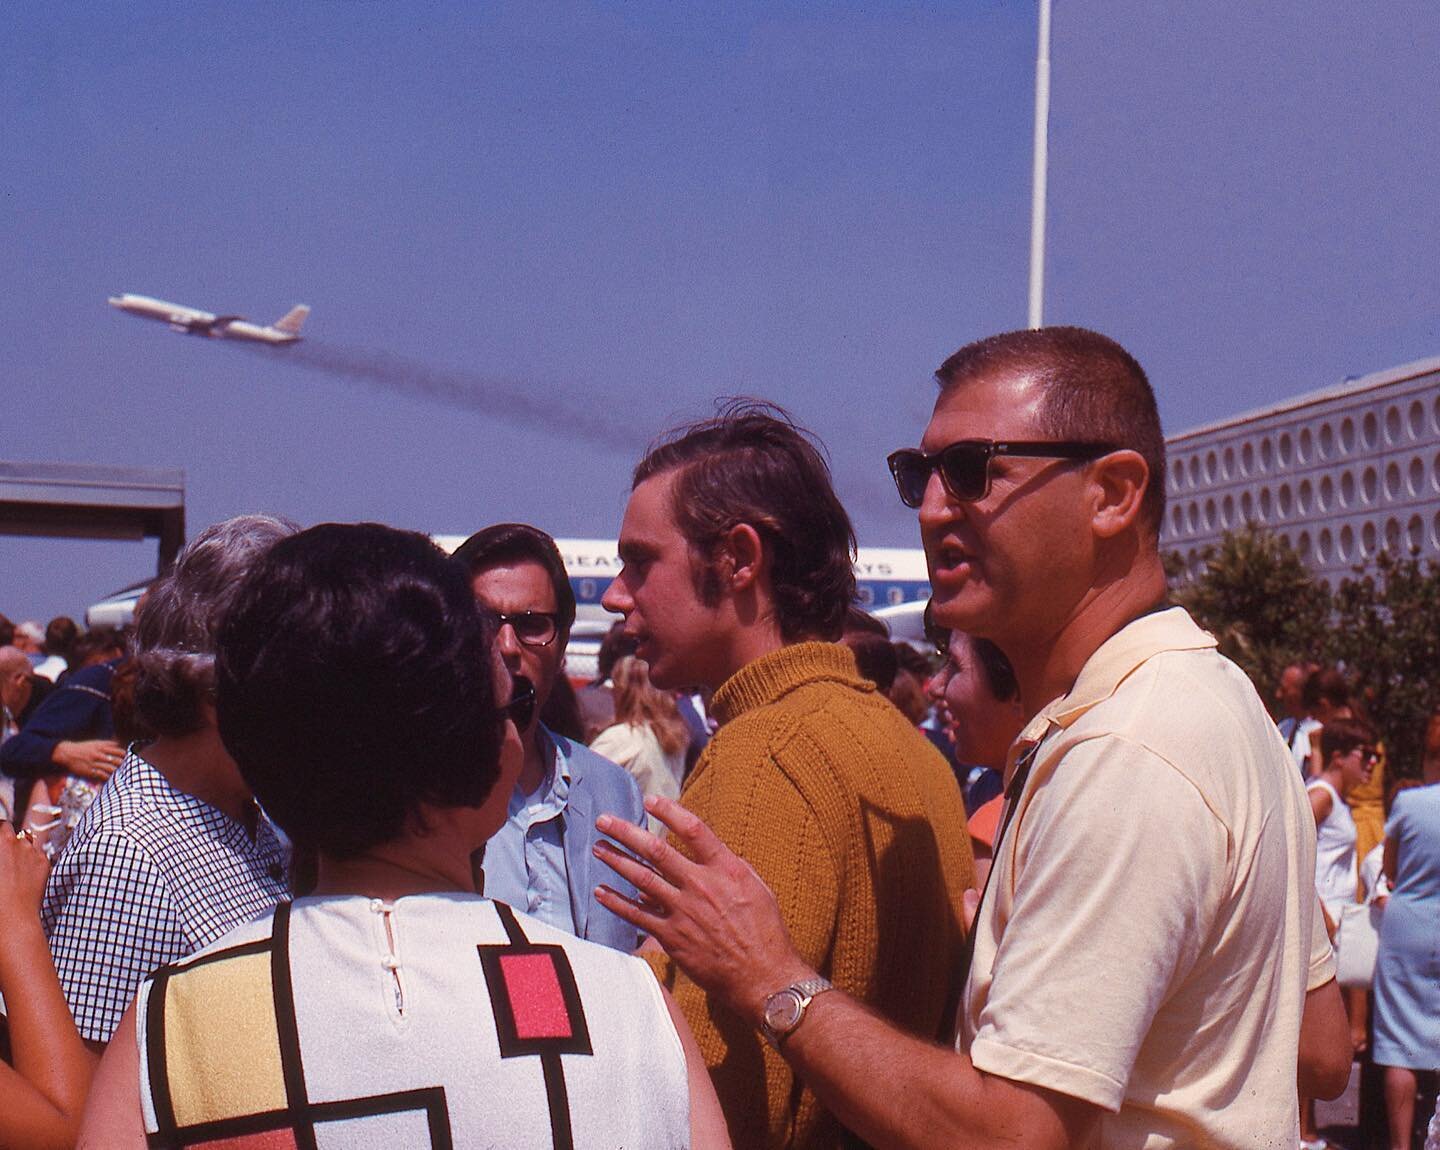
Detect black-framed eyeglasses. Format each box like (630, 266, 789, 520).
(495, 611, 561, 648)
(886, 439, 1118, 508)
(491, 676, 538, 730)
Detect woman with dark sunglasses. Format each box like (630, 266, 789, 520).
(80, 523, 729, 1149)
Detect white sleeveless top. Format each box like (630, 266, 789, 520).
(1308, 777, 1357, 912)
(136, 894, 690, 1149)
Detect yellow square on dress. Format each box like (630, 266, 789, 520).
(163, 951, 288, 1127)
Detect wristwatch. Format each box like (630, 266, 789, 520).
(759, 976, 833, 1048)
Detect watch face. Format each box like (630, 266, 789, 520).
(764, 989, 803, 1034)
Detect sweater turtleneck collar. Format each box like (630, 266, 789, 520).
(710, 641, 864, 727)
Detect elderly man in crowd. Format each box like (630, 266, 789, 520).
(0, 628, 126, 829)
(1, 644, 55, 820)
(597, 329, 1350, 1149)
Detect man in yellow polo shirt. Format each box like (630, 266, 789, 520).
(596, 329, 1351, 1149)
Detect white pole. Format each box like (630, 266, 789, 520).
(1027, 0, 1052, 330)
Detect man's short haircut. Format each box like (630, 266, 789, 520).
(452, 523, 577, 638)
(44, 616, 79, 660)
(935, 327, 1166, 532)
(1319, 716, 1376, 762)
(0, 614, 14, 648)
(633, 400, 857, 642)
(69, 626, 126, 668)
(1304, 668, 1352, 713)
(216, 523, 507, 859)
(132, 514, 298, 737)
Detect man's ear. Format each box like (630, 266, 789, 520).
(1089, 449, 1149, 539)
(717, 523, 766, 591)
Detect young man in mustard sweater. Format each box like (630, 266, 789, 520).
(601, 401, 974, 1150)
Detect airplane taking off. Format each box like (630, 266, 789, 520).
(107, 293, 309, 344)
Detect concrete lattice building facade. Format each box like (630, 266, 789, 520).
(1162, 355, 1440, 587)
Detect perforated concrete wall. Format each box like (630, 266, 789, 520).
(1162, 357, 1440, 587)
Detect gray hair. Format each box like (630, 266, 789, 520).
(132, 514, 299, 736)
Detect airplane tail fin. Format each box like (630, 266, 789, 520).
(273, 305, 310, 335)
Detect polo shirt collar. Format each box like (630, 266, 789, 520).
(1008, 607, 1216, 775)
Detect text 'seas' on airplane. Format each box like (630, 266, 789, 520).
(108, 293, 309, 344)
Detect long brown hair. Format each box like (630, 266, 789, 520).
(612, 656, 688, 757)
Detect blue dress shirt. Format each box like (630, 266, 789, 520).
(480, 724, 646, 951)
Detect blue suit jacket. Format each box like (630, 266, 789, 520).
(482, 725, 645, 952)
(553, 730, 646, 951)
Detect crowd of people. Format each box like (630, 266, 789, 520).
(0, 324, 1436, 1149)
(1272, 660, 1440, 1150)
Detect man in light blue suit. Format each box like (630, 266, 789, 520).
(455, 523, 644, 951)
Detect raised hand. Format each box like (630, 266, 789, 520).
(593, 795, 813, 1022)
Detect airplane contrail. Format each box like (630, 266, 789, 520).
(253, 340, 649, 453)
(239, 339, 905, 522)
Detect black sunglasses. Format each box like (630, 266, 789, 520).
(495, 611, 560, 648)
(492, 675, 538, 730)
(886, 439, 1117, 508)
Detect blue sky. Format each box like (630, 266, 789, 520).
(5, 2, 1438, 621)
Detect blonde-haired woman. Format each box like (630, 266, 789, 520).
(591, 656, 687, 832)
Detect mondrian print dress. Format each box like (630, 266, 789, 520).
(135, 893, 690, 1149)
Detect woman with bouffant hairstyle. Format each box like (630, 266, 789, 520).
(40, 515, 296, 1051)
(130, 514, 299, 736)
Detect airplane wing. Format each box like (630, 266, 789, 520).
(166, 310, 226, 331)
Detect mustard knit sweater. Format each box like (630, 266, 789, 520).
(654, 642, 974, 1149)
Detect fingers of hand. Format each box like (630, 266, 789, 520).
(0, 821, 33, 846)
(962, 887, 981, 933)
(594, 882, 671, 937)
(592, 839, 676, 908)
(594, 814, 695, 887)
(644, 796, 728, 865)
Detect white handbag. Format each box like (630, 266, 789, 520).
(1334, 902, 1384, 988)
